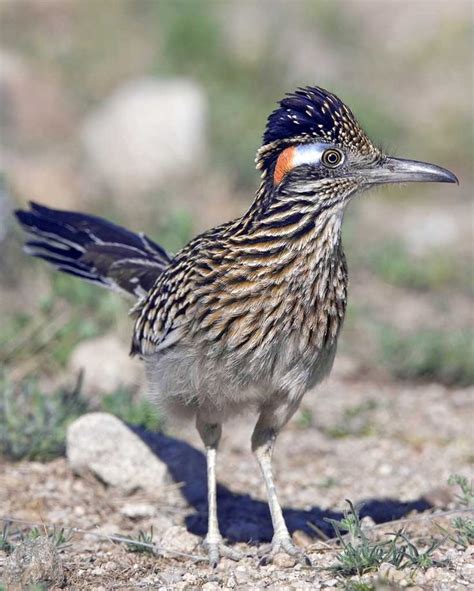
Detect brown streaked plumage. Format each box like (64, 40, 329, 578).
(16, 85, 458, 567)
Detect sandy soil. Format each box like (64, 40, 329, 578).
(1, 358, 473, 590)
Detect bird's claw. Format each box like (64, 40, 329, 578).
(258, 535, 311, 567)
(203, 537, 243, 568)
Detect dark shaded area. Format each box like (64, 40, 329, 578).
(134, 427, 432, 544)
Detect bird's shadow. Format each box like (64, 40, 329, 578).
(133, 428, 431, 543)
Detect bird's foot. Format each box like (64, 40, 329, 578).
(203, 536, 243, 568)
(258, 535, 311, 567)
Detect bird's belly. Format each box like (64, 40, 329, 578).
(144, 336, 337, 422)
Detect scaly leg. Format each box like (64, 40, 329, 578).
(252, 401, 311, 566)
(196, 415, 243, 567)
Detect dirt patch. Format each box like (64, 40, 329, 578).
(1, 366, 472, 589)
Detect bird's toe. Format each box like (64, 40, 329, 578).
(203, 537, 243, 567)
(258, 535, 311, 567)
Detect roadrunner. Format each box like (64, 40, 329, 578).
(16, 86, 457, 566)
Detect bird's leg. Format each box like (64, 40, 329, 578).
(252, 402, 311, 566)
(196, 414, 243, 567)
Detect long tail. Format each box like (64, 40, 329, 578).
(15, 202, 172, 298)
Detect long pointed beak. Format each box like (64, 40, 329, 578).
(365, 156, 459, 186)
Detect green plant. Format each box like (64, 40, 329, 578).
(26, 526, 73, 551)
(124, 527, 155, 555)
(379, 327, 474, 387)
(0, 523, 72, 555)
(448, 474, 474, 507)
(436, 475, 474, 549)
(0, 523, 14, 554)
(0, 373, 88, 461)
(101, 389, 163, 431)
(297, 408, 314, 429)
(342, 582, 376, 591)
(0, 271, 125, 373)
(324, 400, 378, 439)
(368, 240, 463, 292)
(446, 517, 474, 550)
(326, 500, 444, 577)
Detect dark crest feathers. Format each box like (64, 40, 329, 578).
(260, 86, 375, 162)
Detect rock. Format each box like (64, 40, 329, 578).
(69, 335, 143, 400)
(4, 536, 64, 589)
(160, 525, 199, 554)
(120, 502, 157, 519)
(272, 552, 297, 568)
(378, 561, 405, 583)
(66, 412, 168, 493)
(81, 77, 207, 195)
(292, 530, 312, 547)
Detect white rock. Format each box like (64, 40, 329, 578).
(66, 412, 167, 493)
(120, 502, 157, 519)
(69, 335, 142, 399)
(81, 77, 207, 195)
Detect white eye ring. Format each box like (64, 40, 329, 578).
(321, 148, 345, 168)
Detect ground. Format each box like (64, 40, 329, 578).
(1, 358, 472, 590)
(0, 2, 472, 589)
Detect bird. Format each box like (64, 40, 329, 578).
(16, 85, 458, 567)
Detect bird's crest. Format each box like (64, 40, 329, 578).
(257, 86, 377, 170)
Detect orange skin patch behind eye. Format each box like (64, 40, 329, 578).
(274, 146, 296, 185)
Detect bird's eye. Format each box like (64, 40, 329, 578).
(321, 148, 345, 169)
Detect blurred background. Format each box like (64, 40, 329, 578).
(0, 0, 472, 455)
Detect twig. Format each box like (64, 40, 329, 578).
(307, 521, 331, 542)
(0, 515, 206, 562)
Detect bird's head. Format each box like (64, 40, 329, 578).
(256, 86, 457, 208)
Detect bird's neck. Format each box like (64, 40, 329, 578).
(238, 179, 345, 260)
(224, 178, 347, 352)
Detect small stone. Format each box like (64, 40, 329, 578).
(292, 530, 312, 547)
(160, 572, 182, 585)
(234, 565, 249, 583)
(378, 463, 392, 475)
(202, 583, 219, 591)
(463, 544, 474, 558)
(67, 412, 168, 493)
(160, 525, 199, 554)
(120, 502, 157, 519)
(378, 562, 405, 582)
(4, 536, 64, 588)
(273, 552, 297, 568)
(424, 566, 438, 580)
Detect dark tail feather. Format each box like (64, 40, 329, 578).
(15, 202, 172, 298)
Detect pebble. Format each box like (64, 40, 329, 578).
(273, 552, 297, 568)
(160, 525, 199, 554)
(4, 536, 64, 588)
(120, 502, 157, 519)
(378, 562, 405, 583)
(292, 530, 313, 547)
